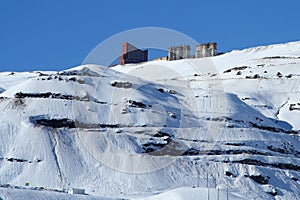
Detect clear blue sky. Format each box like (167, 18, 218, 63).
(0, 0, 299, 71)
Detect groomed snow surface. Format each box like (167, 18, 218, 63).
(0, 41, 300, 199)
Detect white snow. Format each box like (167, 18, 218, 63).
(0, 41, 300, 199)
(131, 187, 246, 200)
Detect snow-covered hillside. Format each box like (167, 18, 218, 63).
(0, 41, 300, 199)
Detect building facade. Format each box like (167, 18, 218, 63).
(195, 43, 217, 58)
(119, 42, 148, 65)
(168, 45, 191, 60)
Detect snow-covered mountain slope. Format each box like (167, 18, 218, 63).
(0, 41, 300, 200)
(0, 187, 115, 200)
(133, 187, 246, 200)
(0, 71, 55, 92)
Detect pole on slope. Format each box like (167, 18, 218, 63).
(215, 171, 218, 188)
(227, 186, 229, 200)
(206, 172, 209, 188)
(207, 187, 210, 200)
(217, 187, 220, 200)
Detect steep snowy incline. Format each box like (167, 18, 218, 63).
(0, 41, 300, 199)
(0, 71, 55, 92)
(113, 41, 300, 130)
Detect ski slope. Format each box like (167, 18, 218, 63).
(0, 41, 300, 199)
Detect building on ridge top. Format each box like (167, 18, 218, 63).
(167, 42, 217, 61)
(168, 45, 191, 60)
(119, 42, 148, 65)
(195, 42, 217, 58)
(118, 41, 218, 64)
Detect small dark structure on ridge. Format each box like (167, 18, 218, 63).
(119, 42, 148, 65)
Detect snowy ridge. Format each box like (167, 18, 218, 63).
(0, 41, 300, 199)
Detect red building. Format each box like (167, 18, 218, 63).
(119, 42, 148, 65)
